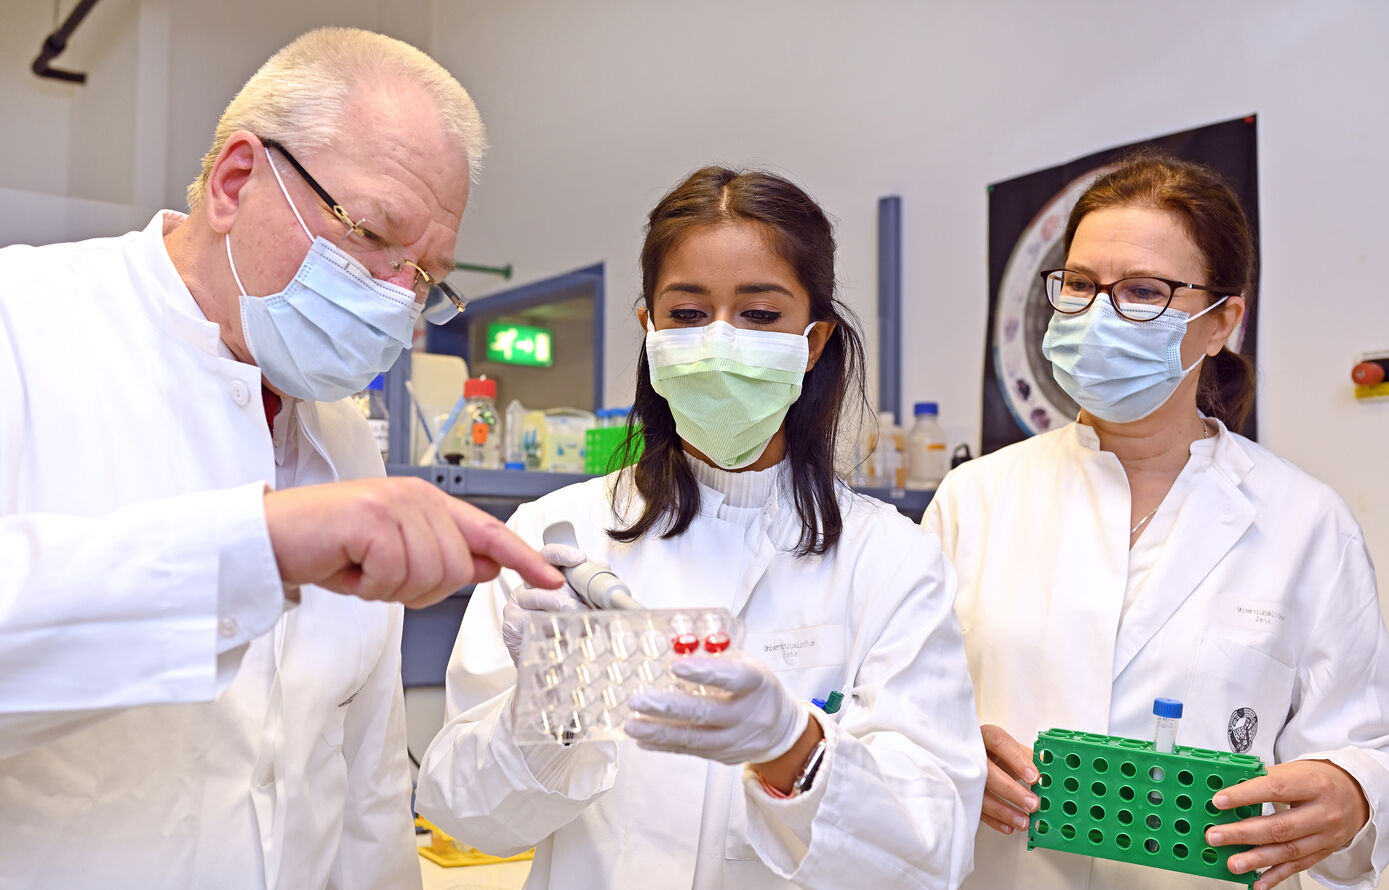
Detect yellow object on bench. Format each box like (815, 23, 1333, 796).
(415, 815, 536, 868)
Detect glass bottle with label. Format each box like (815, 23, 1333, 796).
(905, 402, 947, 490)
(440, 377, 501, 469)
(352, 374, 390, 464)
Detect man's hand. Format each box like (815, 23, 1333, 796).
(263, 477, 563, 608)
(1207, 759, 1370, 890)
(980, 723, 1039, 834)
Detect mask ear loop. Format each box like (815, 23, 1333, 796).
(1185, 295, 1230, 324)
(224, 146, 317, 299)
(263, 146, 315, 242)
(225, 235, 249, 297)
(1179, 295, 1232, 374)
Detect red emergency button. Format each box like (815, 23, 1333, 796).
(703, 632, 731, 654)
(672, 633, 699, 655)
(1352, 361, 1386, 386)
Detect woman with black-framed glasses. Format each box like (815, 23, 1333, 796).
(926, 152, 1388, 890)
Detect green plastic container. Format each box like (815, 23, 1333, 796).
(1028, 728, 1265, 885)
(584, 425, 642, 475)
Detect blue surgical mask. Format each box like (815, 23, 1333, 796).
(1042, 294, 1228, 423)
(227, 148, 421, 402)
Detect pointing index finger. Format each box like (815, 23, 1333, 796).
(443, 499, 564, 589)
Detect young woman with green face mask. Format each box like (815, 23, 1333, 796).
(416, 166, 987, 890)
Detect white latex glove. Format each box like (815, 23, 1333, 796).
(500, 543, 591, 666)
(624, 654, 809, 765)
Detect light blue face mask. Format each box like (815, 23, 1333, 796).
(227, 148, 421, 402)
(1042, 294, 1228, 423)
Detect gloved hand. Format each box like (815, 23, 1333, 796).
(624, 654, 809, 765)
(501, 543, 590, 666)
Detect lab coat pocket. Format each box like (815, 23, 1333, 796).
(1188, 635, 1295, 761)
(320, 703, 347, 749)
(724, 661, 846, 862)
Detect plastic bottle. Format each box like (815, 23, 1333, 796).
(1153, 698, 1183, 753)
(870, 411, 905, 490)
(352, 374, 390, 464)
(905, 402, 947, 490)
(504, 398, 528, 467)
(440, 377, 501, 468)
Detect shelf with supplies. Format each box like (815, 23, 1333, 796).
(386, 463, 932, 523)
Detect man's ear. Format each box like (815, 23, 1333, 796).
(204, 132, 261, 235)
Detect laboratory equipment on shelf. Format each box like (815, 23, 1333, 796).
(351, 374, 389, 463)
(869, 410, 905, 489)
(439, 376, 501, 468)
(905, 401, 947, 490)
(504, 398, 527, 466)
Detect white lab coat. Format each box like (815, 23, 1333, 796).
(416, 469, 987, 889)
(924, 420, 1389, 890)
(0, 213, 420, 890)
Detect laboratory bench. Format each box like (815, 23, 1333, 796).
(389, 463, 932, 689)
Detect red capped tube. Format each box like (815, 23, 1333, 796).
(703, 631, 731, 654)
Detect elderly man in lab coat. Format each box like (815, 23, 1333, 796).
(0, 27, 561, 890)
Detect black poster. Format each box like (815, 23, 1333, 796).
(982, 116, 1260, 454)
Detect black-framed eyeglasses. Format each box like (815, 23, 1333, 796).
(260, 137, 467, 325)
(1039, 268, 1235, 322)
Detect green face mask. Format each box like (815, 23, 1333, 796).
(646, 319, 815, 469)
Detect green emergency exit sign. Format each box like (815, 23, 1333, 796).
(486, 322, 553, 367)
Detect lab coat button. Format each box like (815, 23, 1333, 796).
(219, 615, 239, 638)
(229, 380, 250, 406)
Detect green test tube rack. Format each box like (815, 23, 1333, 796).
(1028, 728, 1265, 886)
(584, 425, 642, 475)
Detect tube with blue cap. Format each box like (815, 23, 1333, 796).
(541, 521, 642, 611)
(1153, 697, 1183, 753)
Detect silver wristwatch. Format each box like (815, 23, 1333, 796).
(793, 738, 828, 796)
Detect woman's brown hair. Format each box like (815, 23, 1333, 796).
(1064, 151, 1257, 431)
(608, 166, 868, 556)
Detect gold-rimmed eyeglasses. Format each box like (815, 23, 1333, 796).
(260, 137, 467, 325)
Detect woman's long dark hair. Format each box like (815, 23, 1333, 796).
(1064, 151, 1258, 432)
(608, 166, 868, 557)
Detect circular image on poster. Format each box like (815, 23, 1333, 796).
(991, 166, 1115, 436)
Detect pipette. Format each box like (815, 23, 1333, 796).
(541, 521, 641, 610)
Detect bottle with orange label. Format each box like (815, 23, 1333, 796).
(905, 401, 947, 491)
(440, 376, 501, 468)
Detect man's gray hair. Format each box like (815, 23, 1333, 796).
(187, 27, 486, 209)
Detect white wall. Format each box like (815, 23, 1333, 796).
(434, 0, 1389, 585)
(1, 0, 431, 244)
